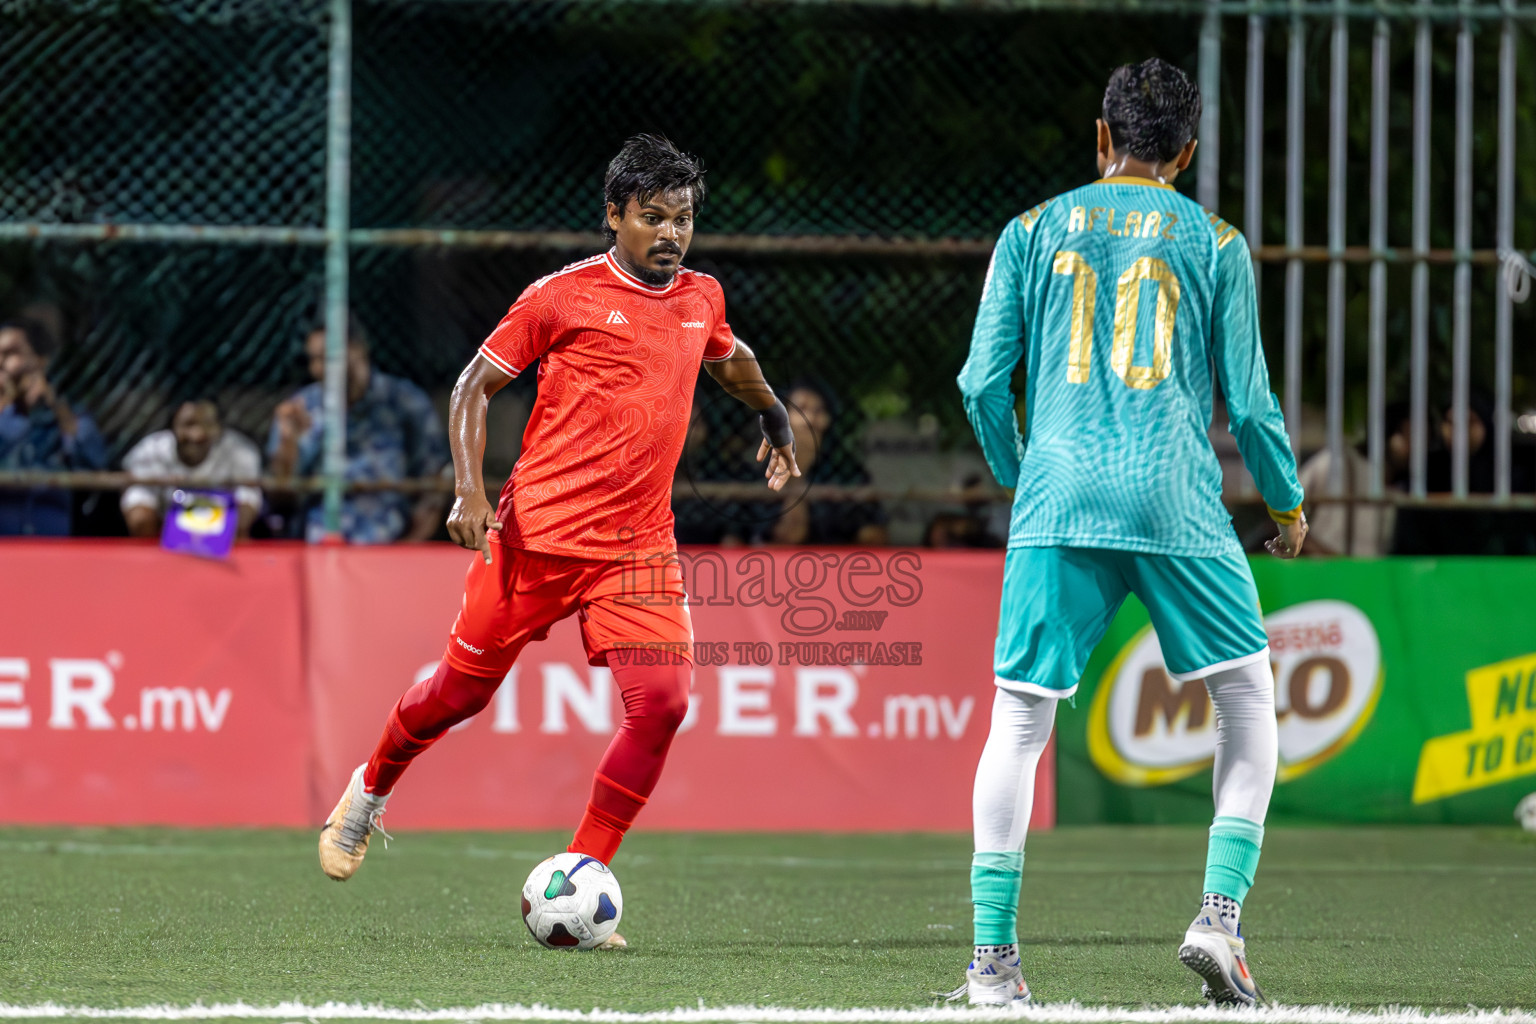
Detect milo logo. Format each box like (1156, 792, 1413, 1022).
(1087, 600, 1382, 787)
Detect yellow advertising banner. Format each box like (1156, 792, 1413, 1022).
(1413, 652, 1536, 803)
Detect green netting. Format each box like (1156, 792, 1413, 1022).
(0, 0, 328, 226)
(350, 2, 1200, 236)
(1, 243, 322, 450)
(0, 0, 1205, 482)
(2, 0, 1534, 540)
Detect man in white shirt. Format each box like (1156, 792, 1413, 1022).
(121, 400, 263, 539)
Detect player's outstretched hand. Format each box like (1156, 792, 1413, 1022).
(757, 439, 802, 492)
(1265, 510, 1308, 559)
(447, 492, 504, 565)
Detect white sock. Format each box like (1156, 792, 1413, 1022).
(1202, 892, 1241, 933)
(973, 688, 1059, 852)
(357, 773, 391, 807)
(974, 942, 1020, 962)
(1204, 659, 1279, 823)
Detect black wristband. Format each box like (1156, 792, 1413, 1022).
(759, 399, 794, 450)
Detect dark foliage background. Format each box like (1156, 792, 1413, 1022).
(0, 0, 1530, 480)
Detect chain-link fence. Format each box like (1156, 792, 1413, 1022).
(2, 0, 1534, 547)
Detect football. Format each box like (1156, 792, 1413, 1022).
(1517, 792, 1536, 833)
(520, 852, 624, 950)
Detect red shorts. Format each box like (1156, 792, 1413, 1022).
(445, 546, 693, 677)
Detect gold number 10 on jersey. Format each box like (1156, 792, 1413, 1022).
(1052, 252, 1180, 390)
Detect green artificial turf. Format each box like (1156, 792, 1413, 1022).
(0, 826, 1531, 1012)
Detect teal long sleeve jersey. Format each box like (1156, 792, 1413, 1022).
(959, 177, 1303, 558)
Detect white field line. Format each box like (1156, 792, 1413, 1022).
(0, 1004, 1533, 1024)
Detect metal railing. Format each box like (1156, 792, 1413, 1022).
(1221, 2, 1534, 502)
(10, 469, 1531, 514)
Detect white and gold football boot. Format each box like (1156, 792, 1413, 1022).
(318, 763, 391, 881)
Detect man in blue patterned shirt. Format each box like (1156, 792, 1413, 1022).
(0, 319, 107, 535)
(267, 317, 449, 543)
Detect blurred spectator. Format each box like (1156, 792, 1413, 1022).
(0, 318, 107, 535)
(121, 399, 263, 539)
(924, 472, 1006, 548)
(735, 380, 888, 546)
(1296, 401, 1410, 556)
(1425, 391, 1508, 495)
(1394, 391, 1536, 555)
(673, 394, 744, 545)
(925, 512, 1002, 548)
(267, 316, 449, 543)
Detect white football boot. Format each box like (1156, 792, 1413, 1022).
(318, 763, 391, 881)
(1178, 909, 1263, 1006)
(944, 950, 1032, 1007)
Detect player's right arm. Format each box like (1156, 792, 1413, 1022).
(1211, 233, 1308, 558)
(446, 355, 510, 565)
(447, 285, 556, 564)
(958, 218, 1029, 489)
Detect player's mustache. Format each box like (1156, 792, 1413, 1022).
(649, 243, 682, 257)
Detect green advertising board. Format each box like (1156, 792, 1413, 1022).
(1058, 558, 1536, 825)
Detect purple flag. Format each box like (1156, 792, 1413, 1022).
(160, 489, 238, 559)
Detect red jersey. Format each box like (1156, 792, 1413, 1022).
(478, 250, 737, 559)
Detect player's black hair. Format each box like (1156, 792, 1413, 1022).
(602, 134, 708, 243)
(0, 317, 59, 361)
(1101, 58, 1203, 163)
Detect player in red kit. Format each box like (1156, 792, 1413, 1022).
(317, 136, 801, 947)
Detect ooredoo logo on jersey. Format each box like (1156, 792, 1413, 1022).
(1087, 600, 1383, 787)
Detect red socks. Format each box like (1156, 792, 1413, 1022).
(360, 651, 692, 866)
(571, 772, 649, 866)
(363, 659, 500, 795)
(569, 654, 692, 863)
(363, 705, 436, 795)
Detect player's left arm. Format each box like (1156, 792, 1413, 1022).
(700, 281, 799, 492)
(703, 339, 800, 492)
(958, 218, 1029, 490)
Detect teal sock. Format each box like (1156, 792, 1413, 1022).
(1203, 816, 1265, 903)
(971, 851, 1023, 946)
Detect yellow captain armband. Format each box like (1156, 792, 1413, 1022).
(1267, 504, 1303, 526)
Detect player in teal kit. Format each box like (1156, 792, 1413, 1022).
(948, 59, 1307, 1007)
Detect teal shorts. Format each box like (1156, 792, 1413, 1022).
(994, 546, 1268, 699)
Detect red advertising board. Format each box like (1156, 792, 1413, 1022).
(1, 541, 1053, 833)
(0, 541, 309, 825)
